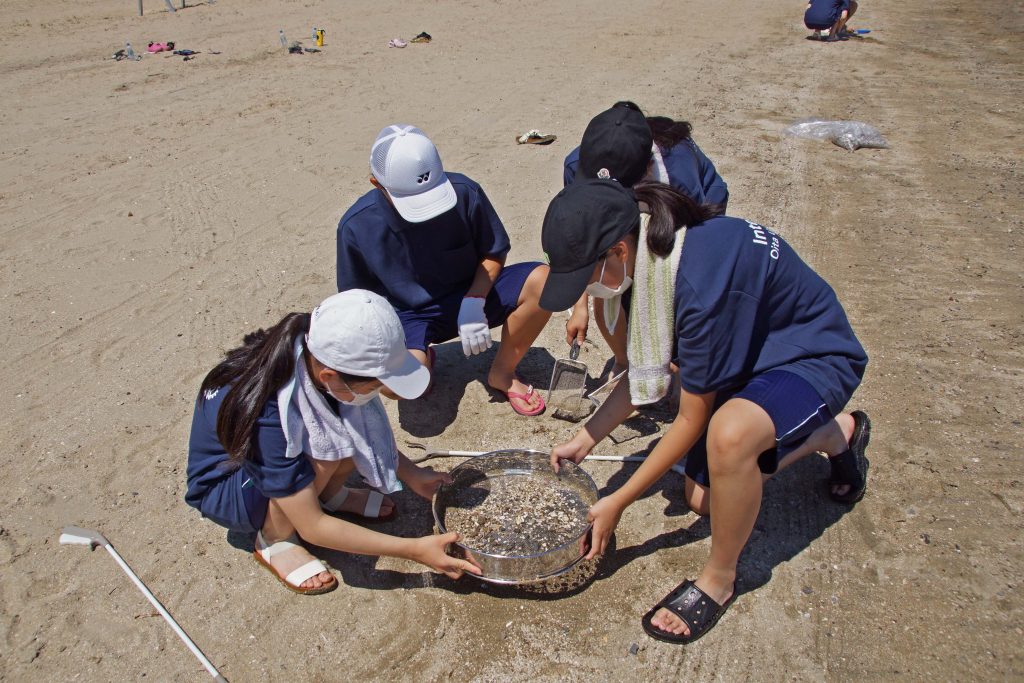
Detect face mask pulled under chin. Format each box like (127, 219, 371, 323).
(585, 257, 633, 299)
(329, 384, 381, 407)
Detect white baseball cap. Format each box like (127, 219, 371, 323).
(370, 124, 457, 223)
(306, 290, 430, 400)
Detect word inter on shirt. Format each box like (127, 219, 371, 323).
(746, 220, 780, 260)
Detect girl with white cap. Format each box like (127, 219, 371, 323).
(186, 289, 480, 594)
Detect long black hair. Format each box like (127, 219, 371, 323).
(199, 312, 373, 464)
(630, 181, 717, 257)
(200, 313, 310, 464)
(647, 115, 693, 149)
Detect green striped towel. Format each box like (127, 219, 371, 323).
(626, 212, 685, 405)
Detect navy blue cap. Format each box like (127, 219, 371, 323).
(578, 102, 653, 188)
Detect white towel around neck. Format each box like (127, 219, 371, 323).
(601, 143, 672, 336)
(277, 337, 401, 493)
(622, 144, 684, 406)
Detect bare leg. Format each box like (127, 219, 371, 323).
(312, 457, 347, 496)
(487, 265, 552, 412)
(831, 1, 856, 35)
(656, 409, 858, 635)
(652, 398, 774, 635)
(844, 0, 858, 27)
(259, 499, 334, 590)
(683, 411, 856, 517)
(684, 476, 711, 517)
(380, 347, 432, 400)
(408, 348, 430, 368)
(313, 458, 395, 517)
(772, 413, 855, 496)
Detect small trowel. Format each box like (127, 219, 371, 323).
(548, 341, 591, 421)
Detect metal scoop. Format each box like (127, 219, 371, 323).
(547, 341, 588, 415)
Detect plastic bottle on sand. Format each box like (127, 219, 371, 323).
(125, 41, 137, 60)
(278, 29, 288, 49)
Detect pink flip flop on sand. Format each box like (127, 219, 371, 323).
(490, 382, 546, 416)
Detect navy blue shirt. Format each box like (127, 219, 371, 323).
(186, 385, 315, 523)
(336, 173, 511, 311)
(672, 216, 867, 415)
(564, 139, 729, 209)
(805, 0, 849, 28)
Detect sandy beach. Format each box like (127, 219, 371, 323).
(1, 0, 1022, 679)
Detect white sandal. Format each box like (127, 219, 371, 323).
(320, 487, 394, 521)
(252, 532, 336, 595)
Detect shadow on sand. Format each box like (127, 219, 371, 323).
(250, 450, 854, 602)
(396, 342, 557, 438)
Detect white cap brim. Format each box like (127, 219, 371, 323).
(388, 175, 457, 223)
(378, 349, 432, 399)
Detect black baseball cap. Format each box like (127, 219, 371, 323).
(578, 101, 653, 188)
(540, 178, 640, 312)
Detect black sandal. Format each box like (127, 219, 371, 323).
(641, 580, 735, 644)
(827, 410, 871, 503)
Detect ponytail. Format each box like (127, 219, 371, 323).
(631, 181, 717, 257)
(647, 115, 693, 149)
(199, 312, 311, 464)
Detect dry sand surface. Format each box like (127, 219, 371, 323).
(1, 0, 1022, 679)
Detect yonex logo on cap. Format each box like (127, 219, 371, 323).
(369, 124, 457, 222)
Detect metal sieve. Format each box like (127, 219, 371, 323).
(432, 449, 599, 584)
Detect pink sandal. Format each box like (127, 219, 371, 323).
(496, 383, 545, 416)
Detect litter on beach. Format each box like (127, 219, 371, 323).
(516, 130, 557, 145)
(782, 119, 890, 151)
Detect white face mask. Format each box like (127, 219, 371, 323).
(328, 383, 381, 407)
(585, 256, 632, 299)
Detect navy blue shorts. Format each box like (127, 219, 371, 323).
(197, 466, 268, 533)
(683, 370, 833, 487)
(241, 475, 269, 532)
(397, 261, 543, 351)
(804, 0, 848, 29)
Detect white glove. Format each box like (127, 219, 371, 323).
(457, 296, 492, 356)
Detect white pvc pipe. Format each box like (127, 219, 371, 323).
(427, 451, 685, 476)
(101, 545, 226, 681)
(60, 527, 225, 681)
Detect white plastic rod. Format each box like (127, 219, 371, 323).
(60, 527, 227, 682)
(583, 454, 686, 476)
(419, 451, 685, 476)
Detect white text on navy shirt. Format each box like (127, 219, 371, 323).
(747, 220, 780, 260)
